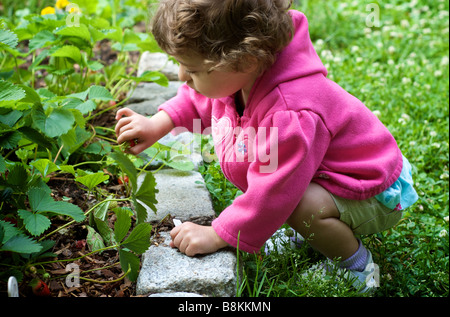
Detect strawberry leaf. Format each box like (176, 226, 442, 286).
(27, 187, 85, 222)
(0, 28, 19, 49)
(86, 225, 105, 253)
(0, 235, 43, 254)
(119, 249, 140, 281)
(0, 154, 5, 173)
(50, 45, 83, 65)
(113, 207, 132, 243)
(88, 85, 114, 101)
(55, 24, 91, 43)
(0, 80, 26, 102)
(94, 218, 116, 247)
(30, 159, 59, 178)
(75, 172, 109, 191)
(17, 209, 51, 236)
(110, 149, 137, 192)
(135, 171, 158, 213)
(32, 105, 75, 138)
(121, 223, 152, 254)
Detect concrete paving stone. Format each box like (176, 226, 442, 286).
(126, 81, 183, 116)
(136, 233, 237, 297)
(138, 51, 180, 81)
(138, 169, 216, 223)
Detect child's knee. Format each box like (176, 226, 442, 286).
(287, 183, 339, 228)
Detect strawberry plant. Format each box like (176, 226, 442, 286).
(30, 278, 50, 296)
(0, 145, 159, 289)
(0, 0, 169, 296)
(29, 203, 154, 284)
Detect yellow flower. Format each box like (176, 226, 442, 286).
(56, 0, 71, 10)
(41, 6, 56, 15)
(68, 5, 82, 14)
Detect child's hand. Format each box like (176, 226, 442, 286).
(170, 222, 229, 256)
(115, 108, 153, 155)
(115, 108, 174, 155)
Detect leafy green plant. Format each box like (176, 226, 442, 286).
(198, 160, 243, 215)
(0, 0, 167, 292)
(18, 187, 85, 237)
(0, 146, 159, 285)
(18, 205, 152, 284)
(143, 140, 196, 172)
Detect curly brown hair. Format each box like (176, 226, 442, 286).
(151, 0, 294, 74)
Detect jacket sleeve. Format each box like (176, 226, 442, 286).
(212, 110, 331, 253)
(158, 83, 212, 133)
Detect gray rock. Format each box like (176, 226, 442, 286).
(125, 100, 159, 117)
(126, 81, 183, 116)
(127, 81, 182, 104)
(139, 169, 215, 223)
(136, 232, 237, 297)
(138, 52, 180, 81)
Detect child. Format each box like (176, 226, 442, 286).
(115, 0, 418, 291)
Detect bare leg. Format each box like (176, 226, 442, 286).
(287, 183, 358, 261)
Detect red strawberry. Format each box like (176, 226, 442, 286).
(129, 139, 137, 147)
(3, 216, 17, 225)
(118, 175, 129, 185)
(75, 239, 86, 249)
(30, 279, 50, 296)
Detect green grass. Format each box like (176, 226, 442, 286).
(202, 0, 449, 297)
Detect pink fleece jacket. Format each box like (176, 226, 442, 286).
(158, 10, 403, 253)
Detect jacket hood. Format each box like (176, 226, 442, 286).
(246, 10, 328, 108)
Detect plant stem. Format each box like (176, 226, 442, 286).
(151, 163, 167, 174)
(3, 143, 34, 160)
(80, 262, 121, 275)
(137, 149, 160, 177)
(78, 267, 130, 284)
(86, 96, 129, 122)
(72, 160, 106, 168)
(113, 79, 135, 99)
(13, 55, 23, 84)
(51, 266, 131, 285)
(95, 126, 116, 134)
(95, 134, 118, 144)
(31, 51, 36, 88)
(38, 198, 130, 242)
(53, 144, 64, 164)
(31, 243, 121, 267)
(111, 0, 117, 27)
(110, 78, 126, 96)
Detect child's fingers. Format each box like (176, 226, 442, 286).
(169, 224, 181, 248)
(115, 113, 138, 139)
(116, 130, 132, 146)
(115, 121, 134, 144)
(170, 223, 191, 251)
(170, 225, 181, 246)
(115, 107, 135, 120)
(114, 117, 129, 137)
